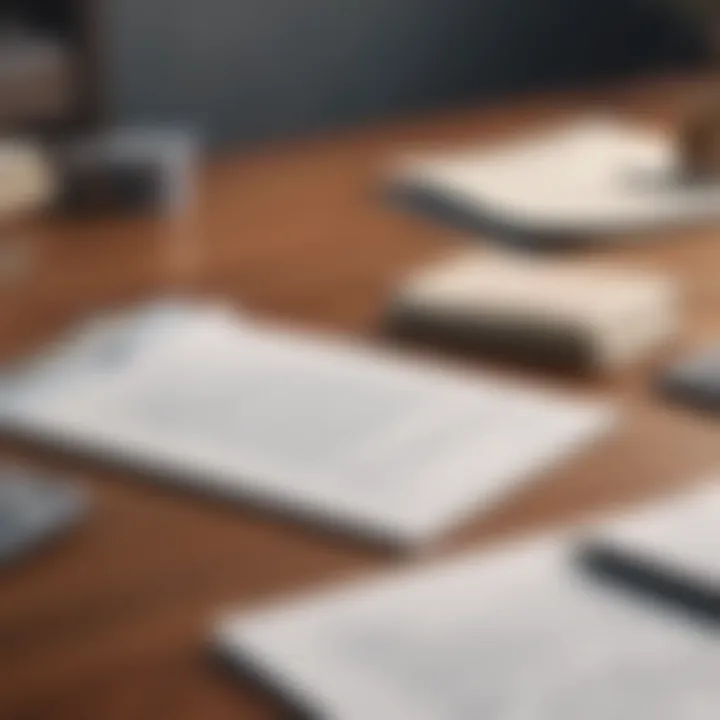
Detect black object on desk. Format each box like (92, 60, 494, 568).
(55, 128, 197, 217)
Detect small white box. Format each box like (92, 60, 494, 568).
(391, 252, 679, 372)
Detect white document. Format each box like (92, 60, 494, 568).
(394, 118, 720, 235)
(217, 535, 720, 720)
(0, 302, 611, 547)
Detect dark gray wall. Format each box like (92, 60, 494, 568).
(104, 0, 698, 146)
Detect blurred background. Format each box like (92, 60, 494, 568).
(4, 2, 720, 719)
(0, 0, 707, 144)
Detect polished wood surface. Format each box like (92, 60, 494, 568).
(3, 75, 720, 719)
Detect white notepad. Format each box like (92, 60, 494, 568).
(394, 118, 720, 236)
(217, 534, 720, 720)
(0, 302, 611, 547)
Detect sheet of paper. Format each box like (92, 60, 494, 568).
(218, 537, 720, 720)
(0, 304, 611, 546)
(395, 118, 720, 235)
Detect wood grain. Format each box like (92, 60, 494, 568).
(2, 75, 720, 719)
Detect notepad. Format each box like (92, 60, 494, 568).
(392, 118, 720, 240)
(217, 533, 720, 720)
(0, 301, 611, 547)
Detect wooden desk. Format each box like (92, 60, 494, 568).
(3, 76, 720, 719)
